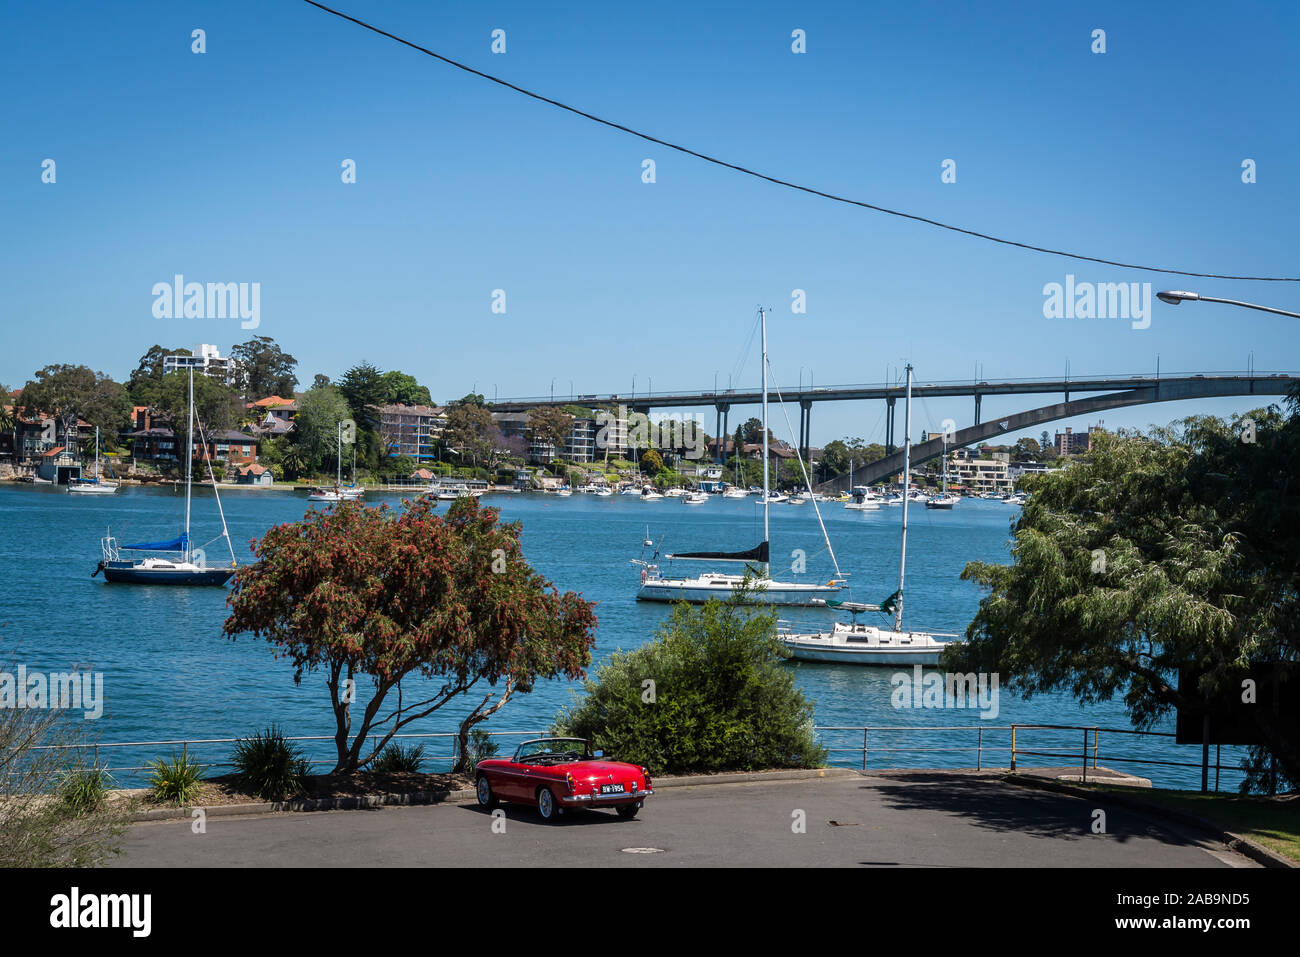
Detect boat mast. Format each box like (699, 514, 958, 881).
(895, 364, 913, 632)
(185, 366, 194, 562)
(337, 421, 342, 488)
(760, 306, 770, 574)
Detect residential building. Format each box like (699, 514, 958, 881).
(949, 452, 1014, 495)
(236, 464, 274, 486)
(564, 418, 597, 463)
(1055, 422, 1105, 456)
(380, 403, 446, 462)
(163, 344, 242, 386)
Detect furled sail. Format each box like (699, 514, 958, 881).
(121, 532, 188, 552)
(665, 541, 769, 564)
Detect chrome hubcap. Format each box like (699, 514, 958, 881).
(540, 790, 553, 817)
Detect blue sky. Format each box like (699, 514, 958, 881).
(3, 0, 1297, 447)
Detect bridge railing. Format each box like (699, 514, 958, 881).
(493, 371, 1296, 406)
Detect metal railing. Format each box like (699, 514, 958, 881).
(17, 730, 547, 787)
(816, 723, 1237, 790)
(15, 724, 1240, 792)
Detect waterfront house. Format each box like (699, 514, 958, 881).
(236, 463, 273, 486)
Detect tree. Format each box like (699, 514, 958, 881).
(528, 407, 574, 456)
(740, 417, 765, 444)
(127, 345, 190, 407)
(231, 336, 298, 400)
(445, 401, 499, 467)
(312, 374, 332, 390)
(338, 362, 387, 470)
(223, 497, 598, 774)
(18, 365, 133, 449)
(555, 589, 826, 773)
(639, 448, 664, 475)
(154, 370, 243, 433)
(1012, 437, 1042, 461)
(380, 370, 432, 407)
(951, 412, 1300, 788)
(292, 384, 351, 475)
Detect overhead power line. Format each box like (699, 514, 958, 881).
(301, 0, 1299, 283)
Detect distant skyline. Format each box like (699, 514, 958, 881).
(4, 0, 1297, 449)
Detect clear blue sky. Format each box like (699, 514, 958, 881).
(3, 0, 1297, 447)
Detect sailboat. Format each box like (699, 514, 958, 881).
(779, 365, 956, 663)
(633, 307, 846, 606)
(94, 365, 237, 585)
(308, 421, 364, 502)
(925, 434, 960, 509)
(68, 428, 119, 494)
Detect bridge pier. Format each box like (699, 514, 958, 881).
(798, 400, 812, 475)
(974, 393, 982, 426)
(886, 397, 896, 455)
(714, 402, 730, 467)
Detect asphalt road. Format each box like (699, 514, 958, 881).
(112, 772, 1254, 867)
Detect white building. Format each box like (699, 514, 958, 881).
(163, 344, 242, 386)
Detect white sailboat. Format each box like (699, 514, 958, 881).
(308, 421, 365, 502)
(925, 434, 960, 509)
(779, 365, 956, 663)
(634, 307, 846, 606)
(68, 427, 119, 494)
(95, 365, 237, 585)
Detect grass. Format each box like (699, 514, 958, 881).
(1088, 783, 1300, 862)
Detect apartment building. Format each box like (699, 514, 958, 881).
(380, 403, 446, 463)
(163, 344, 243, 386)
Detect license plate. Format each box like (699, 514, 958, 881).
(600, 783, 626, 795)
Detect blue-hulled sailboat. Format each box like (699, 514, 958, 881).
(93, 365, 237, 586)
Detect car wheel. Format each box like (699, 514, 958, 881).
(537, 786, 559, 822)
(616, 803, 640, 819)
(476, 774, 498, 810)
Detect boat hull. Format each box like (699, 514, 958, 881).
(637, 579, 843, 606)
(100, 562, 234, 586)
(779, 639, 943, 665)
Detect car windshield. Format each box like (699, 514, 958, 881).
(514, 738, 590, 763)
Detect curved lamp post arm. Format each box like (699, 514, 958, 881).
(1157, 290, 1300, 320)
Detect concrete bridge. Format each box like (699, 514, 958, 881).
(494, 371, 1299, 474)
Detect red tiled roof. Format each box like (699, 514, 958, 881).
(239, 464, 269, 476)
(42, 447, 65, 457)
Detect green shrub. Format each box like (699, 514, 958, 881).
(554, 588, 826, 774)
(466, 728, 499, 768)
(58, 765, 114, 816)
(146, 749, 206, 806)
(231, 726, 310, 800)
(373, 742, 425, 773)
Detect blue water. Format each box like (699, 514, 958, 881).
(0, 484, 1246, 789)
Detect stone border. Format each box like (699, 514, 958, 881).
(1003, 772, 1295, 869)
(126, 767, 857, 822)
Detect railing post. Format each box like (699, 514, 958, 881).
(976, 727, 982, 771)
(1092, 730, 1100, 769)
(1010, 725, 1016, 771)
(862, 729, 868, 771)
(1081, 729, 1088, 784)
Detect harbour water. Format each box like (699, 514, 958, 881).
(0, 484, 1246, 789)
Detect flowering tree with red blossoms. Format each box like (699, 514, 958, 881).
(223, 496, 598, 774)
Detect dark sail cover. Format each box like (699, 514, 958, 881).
(122, 532, 188, 552)
(666, 541, 769, 564)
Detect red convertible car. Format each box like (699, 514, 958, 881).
(474, 737, 653, 822)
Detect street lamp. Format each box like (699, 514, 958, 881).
(1157, 290, 1300, 320)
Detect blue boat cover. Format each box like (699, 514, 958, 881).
(122, 532, 188, 552)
